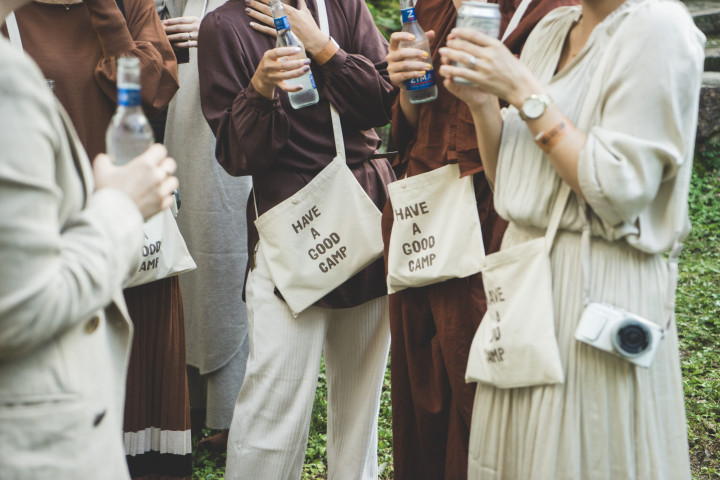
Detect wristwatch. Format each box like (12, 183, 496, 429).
(519, 94, 551, 121)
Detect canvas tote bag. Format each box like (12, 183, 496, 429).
(465, 183, 571, 388)
(253, 101, 383, 315)
(252, 0, 382, 315)
(383, 1, 536, 294)
(386, 163, 485, 293)
(5, 12, 196, 288)
(124, 208, 196, 287)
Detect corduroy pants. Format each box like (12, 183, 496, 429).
(225, 245, 390, 480)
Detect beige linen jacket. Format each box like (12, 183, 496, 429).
(0, 38, 144, 480)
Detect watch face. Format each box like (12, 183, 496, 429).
(523, 97, 546, 119)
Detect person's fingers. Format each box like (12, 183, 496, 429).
(439, 46, 474, 66)
(167, 31, 198, 43)
(267, 57, 310, 73)
(387, 47, 430, 65)
(160, 174, 180, 198)
(392, 70, 431, 84)
(94, 153, 114, 170)
(389, 60, 432, 72)
(442, 37, 488, 64)
(266, 46, 302, 60)
(389, 32, 415, 51)
(162, 16, 196, 26)
(249, 22, 278, 38)
(448, 27, 498, 48)
(437, 62, 483, 86)
(164, 23, 199, 34)
(245, 5, 273, 26)
(245, 0, 272, 16)
(138, 144, 169, 168)
(272, 65, 312, 82)
(159, 157, 177, 177)
(276, 80, 304, 93)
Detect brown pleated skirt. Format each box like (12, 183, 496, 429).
(123, 276, 192, 480)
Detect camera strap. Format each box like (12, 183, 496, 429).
(579, 205, 682, 334)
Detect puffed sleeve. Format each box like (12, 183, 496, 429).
(315, 0, 394, 130)
(88, 0, 179, 117)
(198, 12, 290, 176)
(577, 1, 705, 230)
(0, 50, 144, 359)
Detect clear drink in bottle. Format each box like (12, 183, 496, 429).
(398, 0, 437, 104)
(269, 0, 319, 110)
(106, 56, 154, 165)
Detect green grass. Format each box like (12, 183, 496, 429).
(192, 146, 720, 479)
(678, 143, 720, 479)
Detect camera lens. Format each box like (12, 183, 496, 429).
(612, 319, 650, 356)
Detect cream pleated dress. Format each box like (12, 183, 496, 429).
(466, 1, 705, 479)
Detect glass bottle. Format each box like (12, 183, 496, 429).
(106, 56, 154, 165)
(269, 0, 320, 109)
(398, 0, 437, 104)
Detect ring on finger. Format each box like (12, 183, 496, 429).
(468, 55, 477, 68)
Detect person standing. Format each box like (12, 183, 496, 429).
(161, 0, 254, 450)
(382, 0, 576, 478)
(0, 3, 179, 479)
(439, 0, 704, 477)
(198, 0, 395, 477)
(2, 1, 191, 478)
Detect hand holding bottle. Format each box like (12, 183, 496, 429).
(245, 0, 327, 55)
(386, 30, 436, 90)
(250, 46, 312, 99)
(93, 144, 179, 220)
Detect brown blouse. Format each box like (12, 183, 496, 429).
(390, 0, 578, 179)
(198, 0, 396, 308)
(4, 0, 178, 159)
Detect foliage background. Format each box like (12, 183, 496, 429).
(365, 0, 401, 40)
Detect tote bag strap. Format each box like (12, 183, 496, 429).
(501, 0, 532, 42)
(5, 12, 23, 51)
(315, 0, 345, 162)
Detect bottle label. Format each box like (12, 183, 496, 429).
(401, 7, 416, 23)
(274, 16, 290, 31)
(117, 87, 141, 107)
(405, 70, 435, 91)
(310, 73, 317, 89)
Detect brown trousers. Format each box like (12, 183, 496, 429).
(382, 173, 507, 480)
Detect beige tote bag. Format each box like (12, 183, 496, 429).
(124, 208, 197, 287)
(253, 0, 383, 315)
(386, 163, 485, 294)
(254, 103, 383, 315)
(465, 183, 571, 388)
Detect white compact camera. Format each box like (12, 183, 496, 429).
(574, 302, 665, 368)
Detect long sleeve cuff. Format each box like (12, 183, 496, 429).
(243, 82, 282, 111)
(84, 0, 136, 57)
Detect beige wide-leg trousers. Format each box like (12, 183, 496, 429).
(225, 245, 390, 480)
